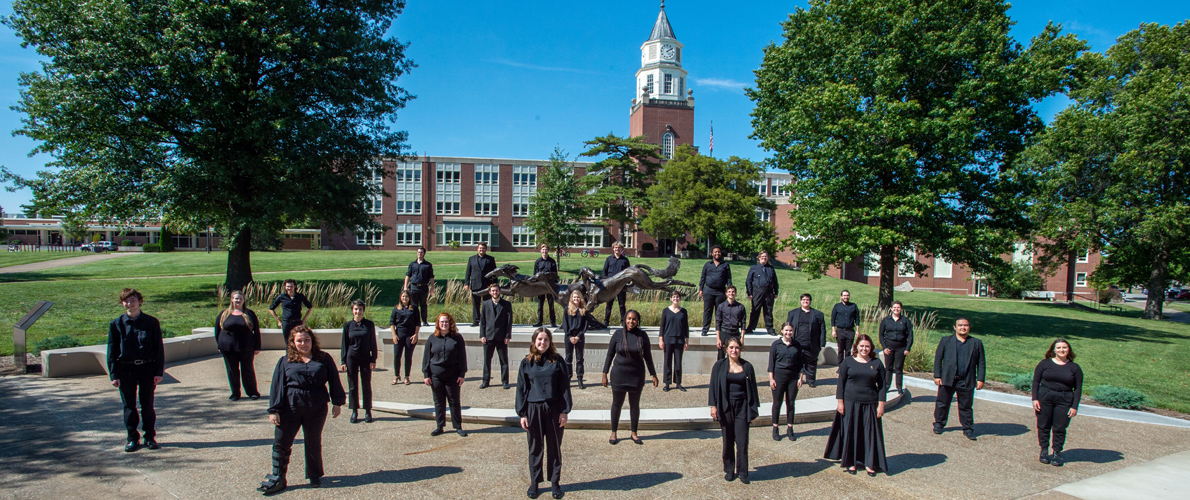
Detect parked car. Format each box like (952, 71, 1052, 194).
(1175, 289, 1190, 301)
(81, 241, 117, 252)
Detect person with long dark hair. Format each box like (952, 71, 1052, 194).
(825, 334, 888, 476)
(1032, 338, 1083, 467)
(768, 322, 803, 441)
(602, 310, 657, 445)
(658, 290, 689, 392)
(709, 337, 760, 484)
(390, 290, 420, 386)
(878, 301, 913, 394)
(422, 313, 468, 437)
(215, 290, 262, 401)
(340, 299, 377, 424)
(260, 326, 345, 494)
(108, 288, 164, 452)
(516, 328, 572, 499)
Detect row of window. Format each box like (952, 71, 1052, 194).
(642, 74, 685, 97)
(355, 225, 608, 249)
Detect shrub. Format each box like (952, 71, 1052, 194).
(121, 239, 135, 247)
(9, 238, 21, 245)
(160, 227, 174, 252)
(987, 261, 1046, 299)
(1091, 385, 1149, 410)
(34, 334, 82, 353)
(1008, 373, 1032, 392)
(1098, 287, 1123, 304)
(143, 243, 162, 252)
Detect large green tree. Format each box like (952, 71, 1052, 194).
(578, 133, 663, 239)
(748, 0, 1085, 307)
(2, 0, 414, 290)
(1023, 22, 1190, 320)
(641, 145, 776, 254)
(526, 148, 587, 264)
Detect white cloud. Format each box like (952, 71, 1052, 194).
(490, 58, 599, 75)
(695, 77, 748, 93)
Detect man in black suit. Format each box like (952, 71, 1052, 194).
(479, 283, 512, 389)
(745, 250, 779, 335)
(785, 293, 825, 386)
(601, 242, 631, 326)
(534, 244, 559, 327)
(933, 318, 986, 440)
(464, 242, 497, 326)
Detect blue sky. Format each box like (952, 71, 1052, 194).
(0, 0, 1185, 212)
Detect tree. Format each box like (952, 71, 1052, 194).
(2, 0, 414, 290)
(1023, 23, 1190, 319)
(58, 213, 88, 245)
(526, 148, 587, 264)
(578, 133, 664, 238)
(641, 145, 776, 254)
(748, 0, 1085, 307)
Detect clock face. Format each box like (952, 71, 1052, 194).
(660, 44, 676, 60)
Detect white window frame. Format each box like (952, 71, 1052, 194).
(662, 132, 674, 159)
(1013, 242, 1033, 265)
(474, 164, 500, 216)
(573, 226, 605, 248)
(899, 251, 916, 278)
(622, 230, 634, 250)
(865, 253, 881, 277)
(356, 230, 383, 246)
(771, 179, 791, 199)
(393, 162, 422, 215)
(663, 73, 673, 94)
(1077, 249, 1090, 263)
(756, 209, 771, 222)
(646, 74, 654, 94)
(511, 226, 536, 248)
(394, 223, 422, 247)
(512, 165, 537, 217)
(1075, 272, 1088, 287)
(934, 257, 953, 279)
(436, 223, 497, 248)
(436, 163, 461, 215)
(752, 181, 767, 197)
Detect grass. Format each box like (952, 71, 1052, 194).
(1163, 301, 1190, 314)
(2, 251, 1189, 413)
(0, 250, 94, 268)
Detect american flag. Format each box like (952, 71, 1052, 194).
(709, 121, 714, 156)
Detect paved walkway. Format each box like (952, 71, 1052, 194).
(0, 252, 137, 274)
(1048, 450, 1190, 500)
(1120, 300, 1190, 324)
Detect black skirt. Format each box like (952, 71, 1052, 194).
(824, 400, 888, 472)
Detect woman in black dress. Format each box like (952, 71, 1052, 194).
(768, 322, 803, 441)
(390, 291, 421, 386)
(709, 336, 760, 484)
(825, 334, 888, 476)
(658, 291, 689, 392)
(601, 310, 658, 445)
(516, 328, 572, 499)
(422, 312, 468, 437)
(340, 299, 377, 424)
(260, 326, 345, 494)
(215, 290, 262, 401)
(1032, 338, 1083, 467)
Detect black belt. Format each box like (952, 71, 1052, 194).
(119, 359, 155, 365)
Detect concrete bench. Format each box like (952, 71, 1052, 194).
(1022, 291, 1057, 301)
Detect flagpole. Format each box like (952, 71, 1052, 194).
(709, 120, 714, 157)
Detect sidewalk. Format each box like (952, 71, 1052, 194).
(1049, 450, 1190, 500)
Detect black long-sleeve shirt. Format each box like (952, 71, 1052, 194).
(603, 254, 631, 278)
(699, 260, 732, 291)
(214, 310, 262, 352)
(422, 333, 468, 379)
(341, 318, 378, 365)
(107, 312, 165, 380)
(603, 327, 656, 392)
(836, 356, 887, 404)
(716, 300, 747, 333)
(745, 263, 778, 297)
(535, 256, 559, 279)
(267, 351, 347, 413)
(831, 302, 859, 330)
(389, 307, 419, 337)
(1032, 359, 1084, 410)
(465, 254, 497, 289)
(269, 292, 311, 323)
(480, 298, 513, 341)
(659, 307, 690, 341)
(406, 260, 435, 290)
(708, 359, 760, 422)
(878, 315, 914, 350)
(767, 338, 802, 374)
(515, 357, 573, 416)
(562, 311, 589, 341)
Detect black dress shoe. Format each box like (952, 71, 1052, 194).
(1039, 448, 1051, 464)
(933, 425, 944, 434)
(365, 410, 373, 423)
(1051, 451, 1064, 466)
(677, 385, 686, 392)
(724, 472, 735, 482)
(457, 429, 468, 437)
(809, 381, 816, 388)
(350, 410, 359, 423)
(609, 437, 618, 445)
(124, 440, 139, 452)
(470, 322, 480, 327)
(701, 332, 709, 336)
(867, 470, 877, 477)
(739, 475, 750, 485)
(533, 323, 544, 328)
(772, 427, 781, 441)
(846, 468, 857, 475)
(551, 482, 563, 499)
(787, 427, 796, 441)
(630, 435, 643, 445)
(503, 382, 511, 390)
(577, 380, 585, 390)
(663, 385, 671, 392)
(145, 439, 160, 450)
(310, 477, 321, 488)
(480, 382, 490, 389)
(249, 394, 260, 400)
(965, 432, 977, 441)
(430, 428, 445, 436)
(527, 485, 540, 499)
(228, 395, 240, 401)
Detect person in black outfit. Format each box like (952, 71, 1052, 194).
(268, 279, 313, 343)
(602, 310, 658, 445)
(830, 290, 859, 363)
(422, 313, 469, 436)
(699, 245, 732, 336)
(745, 250, 779, 335)
(259, 326, 346, 494)
(403, 247, 435, 326)
(658, 290, 689, 392)
(1032, 338, 1083, 466)
(534, 244, 559, 327)
(715, 285, 747, 360)
(464, 242, 498, 326)
(480, 283, 513, 389)
(108, 288, 165, 452)
(768, 322, 804, 442)
(389, 291, 421, 385)
(516, 328, 573, 499)
(214, 290, 262, 401)
(340, 299, 378, 424)
(785, 293, 825, 386)
(601, 242, 631, 326)
(878, 301, 914, 394)
(709, 336, 760, 484)
(933, 318, 985, 440)
(561, 290, 606, 390)
(824, 334, 888, 476)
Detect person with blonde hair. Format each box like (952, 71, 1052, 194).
(215, 290, 262, 401)
(515, 328, 572, 499)
(561, 289, 604, 390)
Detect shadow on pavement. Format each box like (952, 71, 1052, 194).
(566, 471, 682, 492)
(886, 452, 947, 475)
(644, 429, 718, 441)
(751, 459, 834, 481)
(167, 438, 273, 449)
(331, 465, 464, 486)
(971, 422, 1030, 437)
(1062, 448, 1124, 464)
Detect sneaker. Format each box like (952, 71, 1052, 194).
(1051, 451, 1064, 467)
(1039, 448, 1051, 465)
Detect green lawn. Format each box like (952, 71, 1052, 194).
(0, 250, 95, 268)
(1164, 301, 1190, 313)
(3, 251, 1188, 413)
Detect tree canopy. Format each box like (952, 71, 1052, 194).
(578, 133, 663, 232)
(2, 0, 415, 290)
(526, 148, 587, 263)
(748, 0, 1085, 307)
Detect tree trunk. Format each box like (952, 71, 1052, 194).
(1064, 250, 1078, 302)
(1143, 249, 1168, 320)
(225, 225, 254, 291)
(878, 244, 896, 309)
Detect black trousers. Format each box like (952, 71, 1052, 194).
(525, 400, 565, 485)
(772, 369, 799, 425)
(836, 329, 855, 360)
(747, 293, 775, 333)
(393, 334, 415, 378)
(221, 350, 259, 398)
(934, 378, 975, 432)
(409, 288, 430, 324)
(483, 340, 510, 384)
(700, 288, 726, 334)
(1036, 388, 1075, 451)
(883, 345, 907, 389)
(345, 356, 373, 410)
(470, 294, 483, 325)
(565, 337, 585, 381)
(116, 364, 157, 441)
(719, 398, 750, 478)
(273, 404, 328, 480)
(430, 374, 463, 430)
(537, 295, 556, 326)
(610, 389, 642, 434)
(603, 290, 627, 327)
(662, 339, 685, 385)
(718, 328, 740, 360)
(282, 321, 302, 343)
(792, 340, 819, 384)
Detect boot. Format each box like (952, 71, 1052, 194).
(365, 410, 373, 423)
(1039, 446, 1051, 464)
(258, 449, 289, 495)
(772, 426, 781, 441)
(787, 426, 796, 442)
(1051, 447, 1064, 467)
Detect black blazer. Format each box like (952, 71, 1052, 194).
(745, 263, 779, 298)
(785, 308, 826, 352)
(480, 298, 513, 341)
(707, 358, 760, 422)
(933, 335, 986, 387)
(465, 254, 498, 290)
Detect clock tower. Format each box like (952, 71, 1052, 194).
(630, 1, 695, 160)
